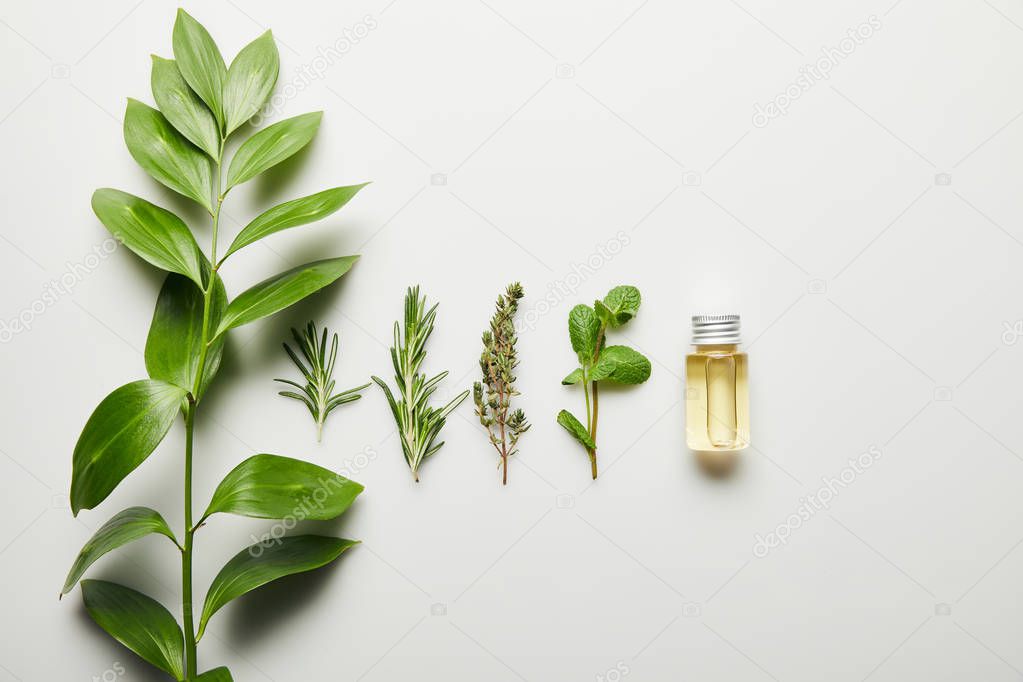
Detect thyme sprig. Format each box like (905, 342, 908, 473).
(474, 282, 530, 485)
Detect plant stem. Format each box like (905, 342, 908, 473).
(588, 382, 599, 479)
(585, 325, 606, 480)
(181, 263, 213, 682)
(181, 144, 225, 681)
(403, 348, 418, 482)
(182, 399, 197, 680)
(495, 352, 508, 486)
(209, 147, 224, 266)
(583, 372, 592, 432)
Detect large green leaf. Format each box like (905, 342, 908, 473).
(222, 184, 369, 261)
(224, 30, 279, 135)
(91, 188, 205, 287)
(197, 668, 233, 681)
(213, 256, 358, 338)
(198, 535, 357, 639)
(203, 454, 363, 521)
(146, 273, 227, 400)
(151, 56, 220, 159)
(172, 9, 227, 128)
(225, 112, 322, 190)
(568, 304, 600, 363)
(71, 380, 187, 515)
(124, 99, 213, 212)
(557, 410, 595, 450)
(590, 345, 651, 384)
(81, 580, 184, 680)
(63, 507, 176, 596)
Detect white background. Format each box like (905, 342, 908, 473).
(1, 0, 1022, 680)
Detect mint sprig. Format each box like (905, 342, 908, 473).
(558, 285, 651, 478)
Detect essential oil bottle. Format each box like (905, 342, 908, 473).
(685, 315, 750, 452)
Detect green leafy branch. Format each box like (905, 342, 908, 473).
(66, 10, 367, 680)
(373, 286, 469, 482)
(276, 321, 370, 441)
(558, 286, 651, 479)
(473, 282, 530, 485)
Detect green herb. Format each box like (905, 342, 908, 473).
(473, 283, 530, 485)
(558, 285, 651, 478)
(65, 10, 368, 680)
(372, 286, 469, 482)
(276, 322, 370, 442)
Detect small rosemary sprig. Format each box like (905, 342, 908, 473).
(474, 282, 530, 485)
(372, 286, 469, 482)
(276, 321, 370, 441)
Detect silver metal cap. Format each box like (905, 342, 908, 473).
(692, 314, 741, 345)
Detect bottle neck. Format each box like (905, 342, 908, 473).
(691, 343, 740, 354)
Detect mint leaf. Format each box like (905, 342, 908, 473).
(568, 304, 600, 362)
(601, 286, 641, 327)
(561, 368, 584, 385)
(590, 345, 651, 384)
(593, 300, 613, 327)
(557, 410, 595, 450)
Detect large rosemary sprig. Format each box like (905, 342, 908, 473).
(474, 282, 530, 485)
(276, 321, 369, 442)
(372, 286, 469, 482)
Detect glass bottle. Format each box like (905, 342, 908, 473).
(685, 315, 749, 452)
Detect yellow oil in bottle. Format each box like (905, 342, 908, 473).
(685, 315, 749, 452)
